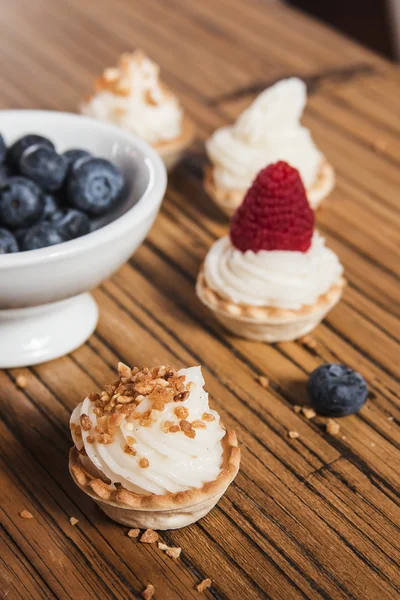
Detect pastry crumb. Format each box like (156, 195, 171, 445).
(139, 457, 150, 469)
(388, 416, 394, 421)
(166, 546, 182, 559)
(326, 419, 340, 436)
(299, 334, 317, 349)
(19, 510, 34, 519)
(302, 407, 316, 420)
(293, 405, 302, 413)
(142, 583, 155, 599)
(158, 542, 168, 551)
(288, 430, 300, 439)
(128, 528, 140, 538)
(69, 517, 79, 526)
(257, 375, 269, 388)
(196, 578, 212, 592)
(373, 138, 387, 152)
(141, 529, 158, 544)
(16, 375, 28, 389)
(371, 442, 376, 447)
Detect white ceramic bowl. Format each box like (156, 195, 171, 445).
(0, 110, 167, 368)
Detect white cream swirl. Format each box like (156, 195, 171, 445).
(206, 78, 322, 190)
(204, 234, 343, 310)
(70, 367, 225, 496)
(81, 50, 183, 145)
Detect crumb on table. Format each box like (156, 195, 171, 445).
(326, 419, 340, 436)
(142, 583, 155, 599)
(196, 578, 212, 592)
(16, 375, 28, 389)
(257, 375, 269, 388)
(140, 529, 158, 544)
(19, 510, 34, 519)
(288, 430, 300, 439)
(69, 517, 79, 526)
(128, 528, 140, 538)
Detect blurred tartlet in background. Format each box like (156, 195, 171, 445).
(205, 78, 335, 216)
(81, 50, 196, 170)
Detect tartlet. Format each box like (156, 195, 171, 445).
(69, 363, 240, 530)
(197, 161, 345, 342)
(80, 50, 195, 170)
(205, 78, 334, 216)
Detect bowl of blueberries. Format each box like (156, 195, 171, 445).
(0, 110, 167, 368)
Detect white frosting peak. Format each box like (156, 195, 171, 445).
(81, 50, 183, 145)
(70, 367, 225, 495)
(206, 77, 322, 191)
(204, 233, 343, 310)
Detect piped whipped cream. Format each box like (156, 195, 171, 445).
(206, 78, 323, 191)
(204, 233, 343, 310)
(70, 365, 225, 496)
(81, 50, 183, 145)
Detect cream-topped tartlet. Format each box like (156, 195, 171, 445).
(197, 161, 345, 342)
(205, 78, 334, 215)
(81, 50, 195, 170)
(69, 363, 240, 530)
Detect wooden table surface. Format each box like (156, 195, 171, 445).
(1, 0, 399, 599)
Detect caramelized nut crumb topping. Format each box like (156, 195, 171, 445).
(191, 420, 206, 429)
(80, 414, 92, 431)
(202, 413, 215, 422)
(139, 457, 150, 468)
(124, 444, 137, 456)
(174, 406, 189, 419)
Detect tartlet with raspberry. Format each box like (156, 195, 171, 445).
(69, 363, 240, 530)
(196, 161, 345, 342)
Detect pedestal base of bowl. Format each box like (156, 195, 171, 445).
(0, 293, 98, 368)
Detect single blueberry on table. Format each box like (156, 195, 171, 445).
(20, 222, 66, 251)
(0, 227, 19, 254)
(19, 145, 69, 192)
(8, 134, 55, 169)
(0, 134, 6, 164)
(0, 176, 44, 229)
(63, 149, 91, 169)
(49, 208, 90, 241)
(67, 157, 124, 216)
(307, 363, 368, 417)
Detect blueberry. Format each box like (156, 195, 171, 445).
(8, 134, 55, 169)
(0, 134, 6, 164)
(0, 164, 10, 185)
(49, 208, 90, 240)
(20, 222, 65, 251)
(67, 157, 124, 215)
(14, 228, 29, 245)
(0, 177, 44, 229)
(63, 149, 91, 169)
(19, 145, 68, 192)
(307, 363, 368, 417)
(0, 227, 18, 253)
(42, 194, 62, 219)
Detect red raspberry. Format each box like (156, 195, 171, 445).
(230, 161, 314, 253)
